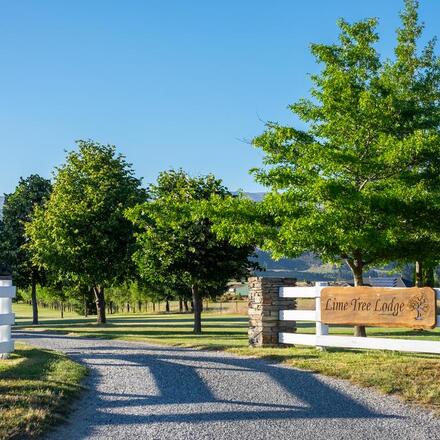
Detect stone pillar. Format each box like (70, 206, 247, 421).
(248, 277, 297, 347)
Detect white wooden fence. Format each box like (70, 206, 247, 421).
(0, 278, 16, 358)
(279, 282, 440, 355)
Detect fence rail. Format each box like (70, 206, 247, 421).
(279, 284, 440, 355)
(0, 278, 16, 357)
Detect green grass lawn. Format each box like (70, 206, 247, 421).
(12, 303, 440, 413)
(14, 303, 248, 347)
(14, 302, 440, 346)
(13, 303, 79, 321)
(0, 343, 87, 440)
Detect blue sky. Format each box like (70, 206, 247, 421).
(1, 0, 440, 194)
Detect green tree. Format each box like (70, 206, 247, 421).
(126, 169, 256, 333)
(37, 281, 68, 318)
(0, 175, 52, 324)
(382, 0, 440, 287)
(26, 140, 146, 324)
(207, 0, 440, 337)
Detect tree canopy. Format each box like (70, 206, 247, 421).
(0, 174, 52, 324)
(206, 0, 440, 336)
(126, 169, 256, 333)
(26, 140, 146, 323)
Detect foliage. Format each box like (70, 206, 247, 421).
(106, 281, 159, 311)
(26, 140, 146, 323)
(126, 169, 256, 332)
(204, 1, 440, 336)
(0, 175, 51, 285)
(208, 1, 440, 287)
(0, 175, 52, 324)
(378, 0, 440, 283)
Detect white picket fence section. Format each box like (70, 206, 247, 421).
(0, 278, 16, 357)
(279, 282, 440, 355)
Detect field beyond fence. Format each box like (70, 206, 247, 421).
(109, 299, 249, 315)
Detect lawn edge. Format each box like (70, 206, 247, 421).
(1, 342, 88, 440)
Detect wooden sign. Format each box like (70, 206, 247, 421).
(321, 287, 437, 329)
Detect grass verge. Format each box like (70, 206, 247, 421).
(0, 343, 87, 440)
(230, 346, 440, 412)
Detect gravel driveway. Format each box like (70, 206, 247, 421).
(14, 330, 440, 440)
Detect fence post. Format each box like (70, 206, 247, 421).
(315, 281, 329, 350)
(0, 276, 15, 359)
(248, 277, 297, 347)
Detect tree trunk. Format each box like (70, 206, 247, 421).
(346, 258, 366, 337)
(152, 302, 156, 312)
(31, 270, 38, 325)
(93, 286, 106, 324)
(415, 261, 423, 287)
(60, 302, 64, 319)
(179, 298, 183, 313)
(184, 300, 189, 312)
(166, 300, 170, 313)
(192, 284, 202, 334)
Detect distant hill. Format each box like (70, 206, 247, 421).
(231, 192, 266, 202)
(252, 250, 353, 282)
(252, 249, 406, 283)
(243, 192, 266, 202)
(238, 192, 406, 282)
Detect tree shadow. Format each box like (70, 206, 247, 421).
(13, 332, 401, 440)
(14, 327, 248, 345)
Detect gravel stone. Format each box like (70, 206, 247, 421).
(14, 330, 440, 440)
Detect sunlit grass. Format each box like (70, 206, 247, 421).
(230, 346, 440, 411)
(0, 343, 87, 440)
(14, 303, 440, 345)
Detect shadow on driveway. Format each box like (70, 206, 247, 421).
(14, 330, 396, 439)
